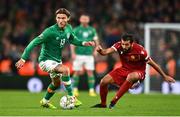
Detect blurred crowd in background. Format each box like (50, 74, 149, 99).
(0, 0, 180, 84)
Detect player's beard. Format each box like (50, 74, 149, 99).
(123, 47, 131, 53)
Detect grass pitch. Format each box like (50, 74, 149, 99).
(0, 90, 180, 116)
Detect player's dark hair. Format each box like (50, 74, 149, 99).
(121, 34, 134, 43)
(81, 13, 89, 17)
(55, 8, 71, 18)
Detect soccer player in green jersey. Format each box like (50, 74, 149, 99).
(71, 14, 99, 97)
(15, 8, 95, 109)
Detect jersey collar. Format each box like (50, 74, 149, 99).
(55, 23, 65, 31)
(80, 24, 89, 28)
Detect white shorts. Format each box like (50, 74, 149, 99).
(73, 55, 95, 71)
(39, 60, 62, 78)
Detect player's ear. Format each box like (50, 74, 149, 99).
(67, 16, 70, 21)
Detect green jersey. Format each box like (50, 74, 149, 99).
(21, 24, 84, 63)
(73, 25, 98, 55)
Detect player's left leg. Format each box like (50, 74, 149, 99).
(53, 64, 82, 107)
(109, 72, 143, 109)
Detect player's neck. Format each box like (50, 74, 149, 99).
(81, 24, 88, 27)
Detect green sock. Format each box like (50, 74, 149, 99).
(44, 84, 58, 100)
(61, 75, 73, 96)
(88, 76, 95, 89)
(73, 75, 79, 88)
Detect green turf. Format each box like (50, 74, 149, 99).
(0, 90, 180, 116)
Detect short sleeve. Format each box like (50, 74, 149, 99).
(111, 42, 121, 51)
(141, 48, 151, 61)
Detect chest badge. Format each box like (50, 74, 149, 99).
(130, 55, 135, 60)
(56, 37, 60, 40)
(129, 55, 140, 62)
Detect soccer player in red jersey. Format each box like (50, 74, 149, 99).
(92, 33, 175, 109)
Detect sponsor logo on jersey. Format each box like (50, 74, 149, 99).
(67, 33, 70, 39)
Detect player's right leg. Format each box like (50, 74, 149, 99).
(85, 56, 96, 97)
(72, 55, 84, 97)
(39, 60, 62, 109)
(72, 71, 81, 97)
(91, 74, 114, 108)
(86, 70, 96, 97)
(40, 78, 60, 109)
(110, 71, 144, 109)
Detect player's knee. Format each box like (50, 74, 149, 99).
(52, 78, 61, 87)
(127, 73, 139, 82)
(55, 65, 70, 76)
(53, 80, 61, 87)
(87, 70, 93, 76)
(62, 66, 70, 76)
(100, 78, 107, 86)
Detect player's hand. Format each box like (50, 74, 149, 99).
(83, 41, 95, 46)
(15, 59, 25, 69)
(96, 45, 103, 53)
(164, 75, 175, 83)
(93, 46, 98, 57)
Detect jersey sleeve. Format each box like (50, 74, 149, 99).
(111, 42, 121, 51)
(69, 32, 84, 46)
(21, 29, 49, 60)
(73, 27, 78, 36)
(141, 48, 151, 62)
(69, 26, 83, 46)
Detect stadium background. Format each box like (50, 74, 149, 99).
(0, 0, 180, 93)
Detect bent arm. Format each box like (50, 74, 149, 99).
(21, 37, 43, 61)
(147, 58, 175, 83)
(147, 58, 166, 78)
(97, 45, 115, 56)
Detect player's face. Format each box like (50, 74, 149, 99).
(121, 40, 132, 52)
(56, 13, 69, 28)
(79, 15, 89, 26)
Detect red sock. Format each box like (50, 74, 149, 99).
(100, 84, 108, 106)
(111, 80, 133, 104)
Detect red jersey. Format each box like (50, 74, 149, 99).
(112, 42, 150, 72)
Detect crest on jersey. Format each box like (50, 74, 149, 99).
(56, 37, 60, 40)
(130, 55, 135, 60)
(83, 32, 89, 38)
(129, 55, 140, 62)
(38, 34, 44, 39)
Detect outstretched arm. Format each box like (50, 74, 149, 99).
(69, 32, 95, 47)
(147, 58, 175, 83)
(15, 37, 44, 69)
(96, 45, 115, 56)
